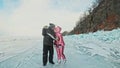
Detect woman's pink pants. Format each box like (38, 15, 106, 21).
(55, 46, 66, 60)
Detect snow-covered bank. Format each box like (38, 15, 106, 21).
(65, 28, 120, 66)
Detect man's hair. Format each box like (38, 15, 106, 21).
(49, 23, 55, 28)
(43, 25, 48, 29)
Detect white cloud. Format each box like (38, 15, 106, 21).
(0, 0, 84, 37)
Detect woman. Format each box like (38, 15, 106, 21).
(54, 26, 66, 64)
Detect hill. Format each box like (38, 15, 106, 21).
(69, 0, 120, 35)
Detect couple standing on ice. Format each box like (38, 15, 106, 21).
(42, 23, 66, 66)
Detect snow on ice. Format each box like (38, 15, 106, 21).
(0, 28, 120, 68)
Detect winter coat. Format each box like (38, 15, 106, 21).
(42, 26, 55, 46)
(54, 26, 65, 46)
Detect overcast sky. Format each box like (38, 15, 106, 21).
(0, 0, 95, 37)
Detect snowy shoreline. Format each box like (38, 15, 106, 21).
(65, 28, 120, 64)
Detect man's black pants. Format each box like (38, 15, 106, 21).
(43, 45, 54, 65)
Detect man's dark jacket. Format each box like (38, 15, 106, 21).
(42, 27, 55, 46)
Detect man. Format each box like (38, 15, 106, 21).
(42, 23, 55, 66)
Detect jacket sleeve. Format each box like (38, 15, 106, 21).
(47, 28, 56, 40)
(42, 28, 47, 36)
